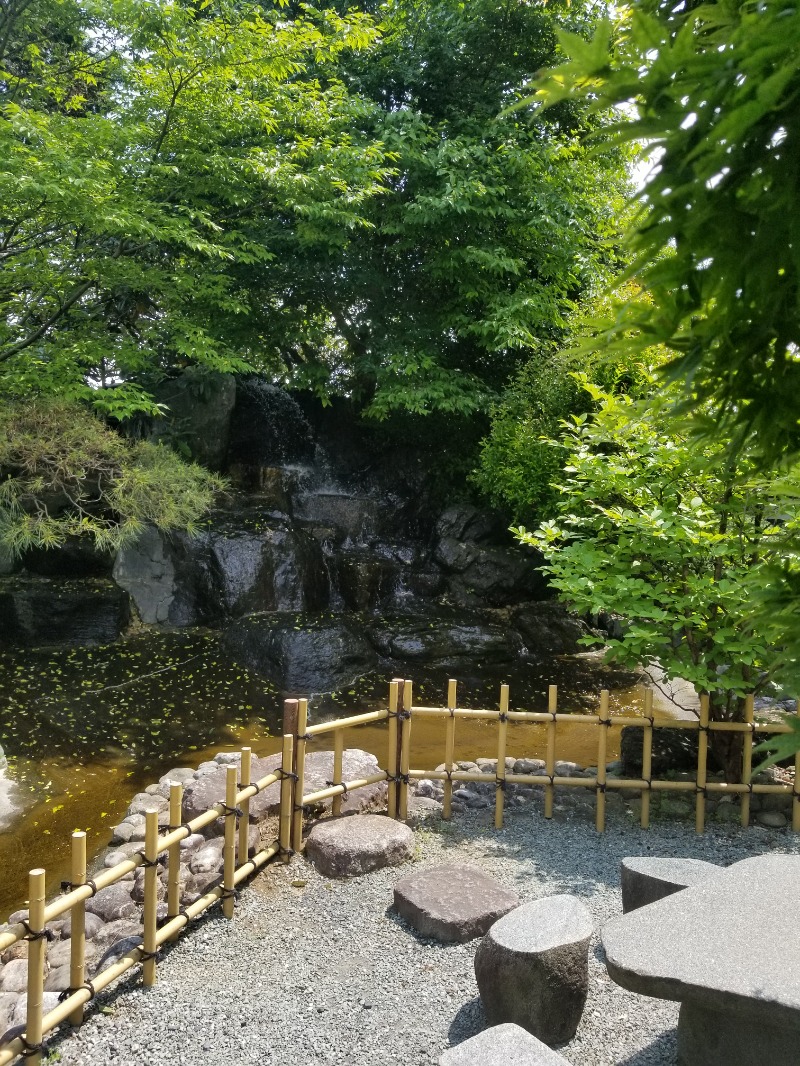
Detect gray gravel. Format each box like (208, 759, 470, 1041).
(52, 803, 800, 1066)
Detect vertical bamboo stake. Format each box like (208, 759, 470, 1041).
(696, 694, 709, 834)
(69, 831, 87, 1026)
(283, 699, 299, 762)
(292, 699, 308, 853)
(238, 747, 252, 864)
(398, 679, 412, 821)
(596, 690, 609, 832)
(495, 684, 509, 830)
(142, 810, 158, 987)
(332, 728, 344, 818)
(544, 684, 557, 819)
(443, 678, 457, 821)
(387, 680, 400, 819)
(167, 783, 182, 927)
(279, 733, 294, 861)
(740, 695, 754, 828)
(640, 689, 653, 830)
(25, 868, 46, 1065)
(223, 765, 237, 919)
(794, 699, 800, 833)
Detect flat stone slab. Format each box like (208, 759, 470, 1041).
(474, 895, 593, 1045)
(305, 814, 413, 878)
(621, 855, 723, 912)
(439, 1023, 572, 1065)
(394, 865, 519, 943)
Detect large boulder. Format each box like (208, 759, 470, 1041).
(151, 369, 236, 471)
(394, 865, 519, 943)
(305, 814, 413, 878)
(474, 895, 593, 1045)
(366, 615, 522, 669)
(511, 602, 591, 657)
(0, 576, 130, 646)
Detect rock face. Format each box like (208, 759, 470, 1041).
(394, 864, 519, 943)
(151, 369, 236, 472)
(0, 576, 130, 646)
(621, 856, 722, 913)
(439, 1024, 573, 1066)
(305, 814, 413, 878)
(474, 895, 593, 1044)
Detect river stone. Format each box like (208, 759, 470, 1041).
(0, 960, 29, 994)
(90, 919, 142, 957)
(394, 865, 519, 943)
(306, 815, 413, 878)
(48, 938, 100, 971)
(439, 1023, 573, 1065)
(621, 856, 723, 912)
(44, 964, 72, 993)
(60, 911, 106, 940)
(474, 895, 593, 1044)
(85, 883, 139, 923)
(190, 838, 225, 875)
(10, 992, 59, 1028)
(0, 994, 17, 1038)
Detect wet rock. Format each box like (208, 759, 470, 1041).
(227, 379, 314, 467)
(512, 602, 591, 657)
(306, 815, 413, 878)
(0, 576, 130, 647)
(151, 369, 236, 471)
(435, 506, 501, 543)
(23, 537, 114, 579)
(367, 615, 521, 669)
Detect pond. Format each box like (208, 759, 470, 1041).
(0, 629, 661, 920)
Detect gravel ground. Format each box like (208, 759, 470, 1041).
(52, 802, 800, 1066)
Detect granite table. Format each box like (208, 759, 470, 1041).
(602, 854, 800, 1066)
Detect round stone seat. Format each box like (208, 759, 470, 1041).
(394, 864, 519, 943)
(439, 1023, 573, 1065)
(474, 894, 593, 1045)
(305, 814, 413, 878)
(621, 856, 722, 913)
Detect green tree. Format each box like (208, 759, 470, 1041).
(519, 380, 800, 780)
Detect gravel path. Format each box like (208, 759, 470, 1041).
(53, 804, 800, 1066)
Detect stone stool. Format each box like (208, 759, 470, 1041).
(474, 895, 593, 1044)
(439, 1023, 573, 1065)
(305, 814, 413, 877)
(620, 856, 722, 912)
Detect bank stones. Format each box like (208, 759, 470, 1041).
(439, 1024, 573, 1066)
(306, 815, 413, 878)
(394, 864, 519, 943)
(621, 856, 723, 913)
(474, 895, 593, 1045)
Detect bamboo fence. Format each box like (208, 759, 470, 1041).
(2, 679, 798, 1063)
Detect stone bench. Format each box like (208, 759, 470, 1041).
(474, 895, 593, 1044)
(603, 854, 800, 1066)
(620, 855, 722, 912)
(439, 1023, 573, 1065)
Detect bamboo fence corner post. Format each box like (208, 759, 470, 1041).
(25, 868, 46, 1065)
(69, 831, 87, 1026)
(223, 765, 238, 919)
(332, 728, 344, 818)
(142, 810, 159, 987)
(794, 699, 800, 834)
(398, 679, 413, 821)
(696, 694, 709, 834)
(292, 699, 309, 853)
(444, 679, 457, 821)
(387, 680, 401, 819)
(238, 747, 252, 866)
(596, 689, 609, 833)
(495, 684, 509, 830)
(167, 783, 183, 928)
(641, 689, 653, 830)
(741, 695, 754, 828)
(279, 734, 294, 862)
(544, 684, 558, 819)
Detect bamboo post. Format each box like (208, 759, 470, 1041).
(696, 694, 709, 834)
(387, 680, 400, 819)
(596, 689, 609, 832)
(640, 689, 653, 830)
(292, 698, 308, 853)
(142, 810, 159, 987)
(69, 831, 87, 1025)
(279, 734, 294, 860)
(544, 684, 558, 819)
(740, 695, 754, 828)
(223, 765, 237, 919)
(443, 679, 457, 821)
(398, 679, 412, 821)
(495, 684, 509, 830)
(794, 699, 800, 833)
(238, 747, 252, 863)
(167, 783, 182, 926)
(283, 699, 299, 762)
(25, 868, 46, 1065)
(332, 729, 344, 818)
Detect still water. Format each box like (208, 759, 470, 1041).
(0, 629, 658, 920)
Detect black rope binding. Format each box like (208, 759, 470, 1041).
(20, 1037, 43, 1058)
(220, 804, 245, 819)
(495, 777, 506, 791)
(20, 921, 54, 943)
(61, 878, 98, 897)
(58, 980, 96, 1004)
(596, 782, 607, 794)
(277, 768, 298, 782)
(278, 846, 295, 860)
(167, 822, 195, 835)
(296, 732, 311, 743)
(240, 780, 262, 795)
(139, 949, 158, 963)
(220, 888, 238, 902)
(135, 854, 160, 869)
(498, 712, 508, 723)
(325, 780, 349, 796)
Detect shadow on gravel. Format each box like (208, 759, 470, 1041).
(446, 997, 485, 1046)
(615, 1029, 678, 1065)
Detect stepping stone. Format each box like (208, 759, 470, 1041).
(621, 856, 722, 913)
(394, 865, 519, 943)
(474, 895, 593, 1045)
(306, 814, 413, 878)
(439, 1023, 573, 1065)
